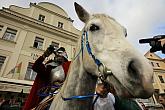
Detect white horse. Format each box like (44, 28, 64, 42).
(49, 2, 154, 110)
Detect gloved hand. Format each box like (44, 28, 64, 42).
(43, 45, 55, 57)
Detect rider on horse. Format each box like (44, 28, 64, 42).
(23, 45, 71, 110)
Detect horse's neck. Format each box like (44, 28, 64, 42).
(61, 57, 97, 109)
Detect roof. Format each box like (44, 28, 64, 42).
(144, 51, 162, 60)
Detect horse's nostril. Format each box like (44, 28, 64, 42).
(127, 60, 140, 80)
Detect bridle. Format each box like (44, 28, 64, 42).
(81, 31, 113, 83)
(61, 31, 114, 103)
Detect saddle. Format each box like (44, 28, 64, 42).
(32, 82, 62, 110)
(31, 95, 55, 110)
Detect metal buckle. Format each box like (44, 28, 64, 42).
(98, 63, 113, 82)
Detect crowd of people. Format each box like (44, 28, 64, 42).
(0, 94, 26, 110)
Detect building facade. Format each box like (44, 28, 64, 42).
(145, 52, 165, 101)
(0, 2, 80, 99)
(136, 52, 165, 109)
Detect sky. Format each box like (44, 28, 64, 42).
(0, 0, 165, 58)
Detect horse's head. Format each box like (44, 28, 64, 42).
(74, 2, 154, 99)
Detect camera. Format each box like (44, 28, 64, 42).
(47, 45, 58, 54)
(139, 35, 165, 54)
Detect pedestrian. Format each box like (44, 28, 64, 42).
(94, 81, 143, 110)
(158, 92, 165, 109)
(93, 82, 115, 110)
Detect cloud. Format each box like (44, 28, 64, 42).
(0, 0, 165, 55)
(61, 0, 165, 54)
(88, 0, 165, 54)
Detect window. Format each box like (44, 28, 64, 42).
(25, 62, 37, 81)
(0, 25, 3, 31)
(158, 75, 165, 83)
(151, 62, 154, 67)
(156, 63, 160, 67)
(2, 28, 17, 41)
(51, 41, 59, 49)
(38, 14, 45, 22)
(33, 37, 44, 49)
(0, 56, 6, 71)
(57, 22, 63, 28)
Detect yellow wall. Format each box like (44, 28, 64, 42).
(145, 51, 165, 102)
(0, 2, 80, 90)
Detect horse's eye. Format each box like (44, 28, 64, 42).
(89, 24, 100, 32)
(125, 32, 127, 37)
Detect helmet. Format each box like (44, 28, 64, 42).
(56, 47, 68, 61)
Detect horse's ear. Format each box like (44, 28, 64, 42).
(74, 2, 90, 23)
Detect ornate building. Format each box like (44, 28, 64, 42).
(145, 52, 165, 101)
(0, 2, 80, 98)
(138, 51, 165, 109)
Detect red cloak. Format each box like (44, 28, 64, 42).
(23, 56, 71, 110)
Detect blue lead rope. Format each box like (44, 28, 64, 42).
(61, 31, 101, 102)
(72, 31, 102, 67)
(61, 93, 97, 101)
(71, 31, 85, 61)
(85, 31, 102, 67)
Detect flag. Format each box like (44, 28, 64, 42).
(16, 62, 22, 79)
(6, 62, 22, 77)
(15, 62, 22, 73)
